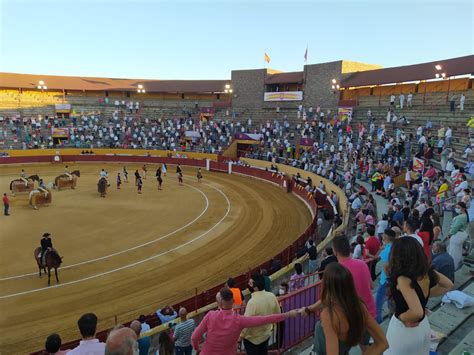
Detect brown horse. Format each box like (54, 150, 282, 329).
(34, 247, 62, 286)
(29, 189, 52, 209)
(55, 170, 80, 191)
(9, 175, 40, 196)
(98, 177, 107, 197)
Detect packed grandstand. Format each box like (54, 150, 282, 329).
(0, 54, 473, 355)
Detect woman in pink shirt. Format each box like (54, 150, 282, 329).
(191, 287, 298, 354)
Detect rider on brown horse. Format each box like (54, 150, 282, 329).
(40, 233, 53, 266)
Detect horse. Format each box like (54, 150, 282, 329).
(29, 189, 52, 209)
(98, 177, 107, 197)
(34, 247, 62, 286)
(9, 175, 40, 196)
(55, 170, 80, 191)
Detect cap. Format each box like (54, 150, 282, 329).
(43, 233, 51, 237)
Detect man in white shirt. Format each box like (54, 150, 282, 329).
(407, 92, 413, 107)
(390, 94, 395, 106)
(67, 313, 105, 355)
(460, 93, 465, 111)
(351, 193, 362, 211)
(445, 126, 453, 147)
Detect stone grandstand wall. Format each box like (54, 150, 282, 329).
(231, 69, 267, 109)
(303, 60, 343, 109)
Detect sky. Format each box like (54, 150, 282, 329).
(0, 0, 472, 80)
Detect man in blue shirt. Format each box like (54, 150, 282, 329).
(432, 241, 455, 283)
(391, 205, 405, 228)
(130, 320, 151, 355)
(375, 229, 395, 323)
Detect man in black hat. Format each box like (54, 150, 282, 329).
(40, 233, 53, 266)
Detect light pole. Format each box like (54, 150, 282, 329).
(137, 84, 146, 94)
(224, 83, 233, 106)
(37, 80, 47, 118)
(434, 64, 450, 101)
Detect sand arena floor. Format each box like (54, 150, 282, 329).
(0, 163, 311, 353)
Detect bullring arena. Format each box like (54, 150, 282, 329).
(0, 155, 316, 353)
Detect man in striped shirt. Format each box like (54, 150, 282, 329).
(173, 307, 195, 355)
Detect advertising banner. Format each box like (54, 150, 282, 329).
(338, 107, 353, 121)
(264, 91, 303, 102)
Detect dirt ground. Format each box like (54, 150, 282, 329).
(0, 163, 311, 353)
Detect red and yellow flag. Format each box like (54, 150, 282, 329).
(264, 52, 270, 63)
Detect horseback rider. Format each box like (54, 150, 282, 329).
(64, 165, 73, 180)
(20, 169, 28, 186)
(38, 179, 49, 197)
(40, 233, 53, 266)
(99, 169, 110, 186)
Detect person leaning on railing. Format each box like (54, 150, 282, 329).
(299, 263, 388, 355)
(191, 287, 299, 355)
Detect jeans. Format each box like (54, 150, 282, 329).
(3, 203, 9, 215)
(244, 338, 269, 355)
(175, 345, 192, 355)
(308, 259, 318, 274)
(375, 282, 387, 323)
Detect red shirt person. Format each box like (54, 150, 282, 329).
(3, 193, 10, 216)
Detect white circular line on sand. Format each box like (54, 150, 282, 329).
(0, 181, 208, 281)
(0, 183, 231, 299)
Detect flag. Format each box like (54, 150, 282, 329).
(304, 47, 308, 62)
(412, 157, 425, 173)
(264, 52, 270, 63)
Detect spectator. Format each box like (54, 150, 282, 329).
(402, 217, 423, 246)
(44, 333, 69, 355)
(352, 235, 365, 260)
(318, 247, 338, 277)
(364, 225, 381, 281)
(130, 320, 150, 355)
(431, 241, 455, 283)
(306, 239, 318, 273)
(156, 306, 178, 324)
(67, 313, 105, 355)
(105, 326, 138, 355)
(407, 92, 413, 107)
(158, 332, 174, 355)
(172, 307, 195, 355)
(332, 235, 376, 352)
(399, 93, 405, 109)
(304, 263, 388, 354)
(375, 214, 389, 238)
(260, 269, 271, 292)
(288, 263, 305, 291)
(3, 193, 9, 216)
(375, 229, 395, 323)
(351, 193, 362, 211)
(384, 237, 453, 354)
(391, 205, 404, 228)
(226, 277, 244, 313)
(460, 93, 465, 111)
(241, 273, 282, 354)
(447, 202, 469, 269)
(138, 315, 150, 333)
(277, 282, 289, 296)
(191, 287, 297, 354)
